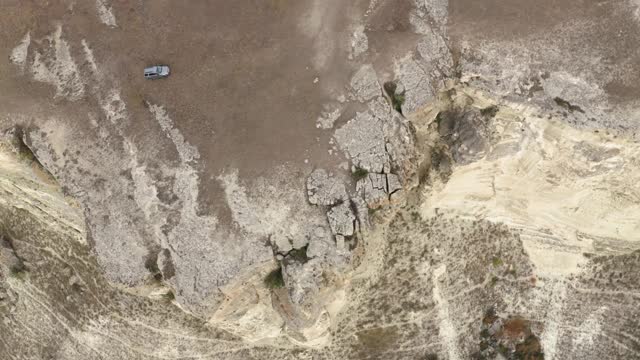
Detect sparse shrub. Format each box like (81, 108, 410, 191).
(480, 105, 499, 118)
(286, 246, 308, 263)
(264, 267, 285, 289)
(162, 291, 175, 302)
(384, 81, 406, 114)
(491, 256, 503, 267)
(497, 344, 509, 356)
(9, 264, 27, 280)
(554, 97, 584, 113)
(17, 147, 35, 163)
(392, 93, 405, 114)
(352, 167, 369, 181)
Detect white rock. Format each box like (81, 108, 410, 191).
(335, 235, 346, 252)
(350, 24, 369, 58)
(350, 64, 380, 102)
(326, 202, 356, 237)
(96, 0, 118, 28)
(357, 173, 388, 207)
(272, 234, 293, 254)
(306, 169, 348, 206)
(9, 32, 30, 71)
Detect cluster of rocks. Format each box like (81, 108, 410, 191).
(306, 67, 418, 249)
(306, 169, 357, 251)
(356, 172, 403, 208)
(282, 62, 418, 322)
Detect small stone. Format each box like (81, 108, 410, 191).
(335, 235, 346, 252)
(292, 236, 308, 250)
(326, 202, 356, 237)
(272, 234, 293, 254)
(314, 226, 326, 238)
(394, 81, 405, 95)
(68, 275, 80, 287)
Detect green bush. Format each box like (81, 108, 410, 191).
(480, 105, 499, 118)
(9, 264, 27, 280)
(352, 167, 369, 181)
(162, 291, 175, 302)
(287, 246, 308, 263)
(264, 267, 285, 289)
(392, 93, 405, 114)
(491, 256, 503, 267)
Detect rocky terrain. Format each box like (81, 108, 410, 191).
(1, 0, 640, 359)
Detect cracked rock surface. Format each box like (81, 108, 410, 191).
(350, 64, 381, 102)
(306, 169, 348, 206)
(357, 172, 403, 208)
(334, 109, 391, 173)
(326, 202, 357, 237)
(333, 96, 416, 180)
